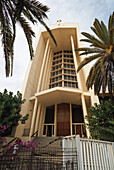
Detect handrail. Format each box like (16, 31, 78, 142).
(80, 137, 114, 144)
(31, 130, 38, 137)
(42, 137, 62, 148)
(2, 137, 17, 148)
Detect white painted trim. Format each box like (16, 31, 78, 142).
(38, 106, 44, 136)
(35, 86, 82, 96)
(29, 97, 38, 140)
(46, 50, 53, 90)
(70, 35, 82, 90)
(37, 38, 49, 92)
(21, 60, 33, 99)
(43, 50, 51, 90)
(81, 94, 90, 138)
(76, 135, 83, 170)
(34, 103, 41, 133)
(41, 46, 51, 91)
(41, 106, 46, 136)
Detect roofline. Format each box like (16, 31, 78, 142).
(39, 22, 79, 33)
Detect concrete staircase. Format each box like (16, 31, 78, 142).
(0, 137, 64, 170)
(32, 136, 62, 148)
(17, 137, 63, 169)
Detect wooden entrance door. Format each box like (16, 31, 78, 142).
(57, 103, 70, 136)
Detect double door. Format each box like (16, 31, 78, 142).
(57, 103, 70, 136)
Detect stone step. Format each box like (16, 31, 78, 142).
(33, 137, 62, 148)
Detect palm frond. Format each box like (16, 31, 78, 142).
(13, 0, 24, 21)
(102, 73, 107, 97)
(75, 47, 92, 51)
(39, 20, 57, 46)
(86, 67, 95, 89)
(4, 0, 16, 49)
(86, 58, 102, 90)
(0, 1, 14, 76)
(77, 54, 101, 72)
(23, 9, 37, 24)
(91, 24, 109, 45)
(23, 1, 56, 46)
(108, 12, 114, 44)
(75, 47, 104, 53)
(75, 47, 104, 56)
(79, 49, 104, 56)
(18, 16, 35, 59)
(99, 126, 114, 135)
(80, 39, 93, 44)
(90, 42, 105, 49)
(107, 60, 113, 95)
(81, 32, 105, 49)
(23, 0, 49, 20)
(76, 12, 114, 96)
(100, 55, 107, 74)
(101, 21, 110, 43)
(108, 121, 114, 126)
(0, 0, 55, 76)
(93, 18, 109, 44)
(94, 69, 103, 95)
(101, 59, 108, 96)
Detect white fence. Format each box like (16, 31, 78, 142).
(63, 135, 114, 170)
(63, 136, 77, 169)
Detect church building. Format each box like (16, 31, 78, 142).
(15, 22, 99, 140)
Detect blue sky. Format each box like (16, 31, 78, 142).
(0, 0, 113, 93)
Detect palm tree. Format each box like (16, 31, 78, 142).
(76, 12, 114, 97)
(0, 0, 56, 77)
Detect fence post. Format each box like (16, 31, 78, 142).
(62, 139, 66, 170)
(112, 142, 114, 158)
(76, 135, 82, 170)
(30, 150, 33, 170)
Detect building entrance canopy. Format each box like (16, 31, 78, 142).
(35, 87, 90, 106)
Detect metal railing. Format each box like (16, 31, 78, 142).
(0, 146, 78, 170)
(63, 135, 114, 170)
(72, 123, 86, 137)
(0, 137, 17, 156)
(31, 130, 38, 137)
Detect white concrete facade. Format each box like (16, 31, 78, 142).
(15, 23, 99, 140)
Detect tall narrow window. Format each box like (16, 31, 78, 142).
(43, 105, 55, 137)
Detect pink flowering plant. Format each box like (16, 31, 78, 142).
(0, 125, 40, 159)
(0, 125, 7, 149)
(0, 90, 40, 159)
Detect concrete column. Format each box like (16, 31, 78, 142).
(37, 104, 42, 136)
(41, 107, 46, 136)
(70, 103, 72, 135)
(45, 50, 53, 90)
(29, 98, 38, 140)
(41, 46, 51, 91)
(38, 106, 45, 136)
(37, 38, 49, 92)
(81, 94, 90, 138)
(70, 35, 82, 90)
(34, 103, 41, 134)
